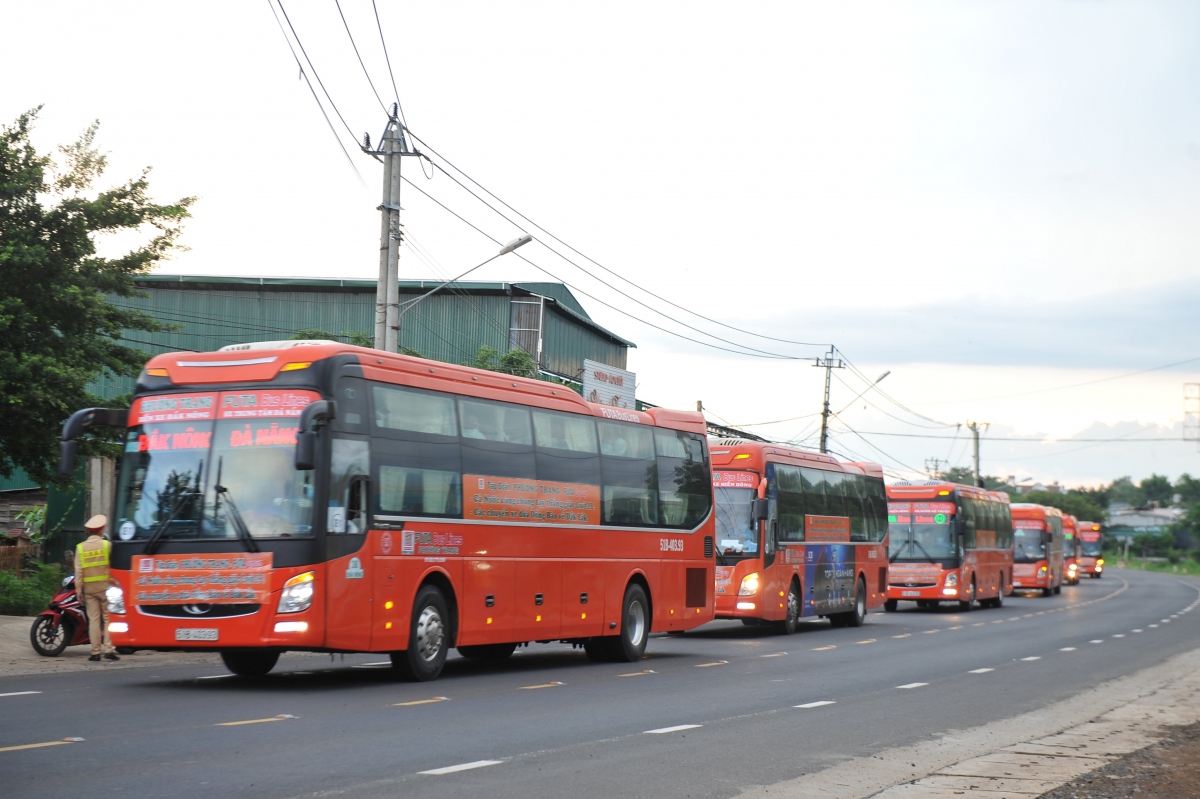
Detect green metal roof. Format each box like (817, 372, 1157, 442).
(134, 274, 634, 348)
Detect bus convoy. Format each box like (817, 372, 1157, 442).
(57, 341, 1106, 681)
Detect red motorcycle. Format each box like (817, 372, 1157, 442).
(29, 574, 91, 656)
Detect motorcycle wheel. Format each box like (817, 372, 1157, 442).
(30, 616, 71, 657)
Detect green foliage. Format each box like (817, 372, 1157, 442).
(470, 345, 539, 379)
(0, 562, 62, 616)
(400, 347, 424, 358)
(289, 329, 374, 347)
(0, 108, 194, 485)
(1174, 474, 1200, 507)
(1107, 477, 1143, 507)
(1140, 473, 1174, 505)
(1020, 490, 1106, 523)
(12, 505, 47, 544)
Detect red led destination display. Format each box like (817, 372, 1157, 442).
(216, 390, 319, 420)
(130, 393, 217, 425)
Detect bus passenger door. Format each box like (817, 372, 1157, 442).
(325, 437, 373, 650)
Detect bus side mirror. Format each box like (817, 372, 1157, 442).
(751, 498, 770, 522)
(58, 407, 128, 477)
(295, 400, 337, 471)
(954, 517, 966, 536)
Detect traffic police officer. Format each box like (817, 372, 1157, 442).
(75, 515, 119, 662)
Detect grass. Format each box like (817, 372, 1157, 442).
(0, 563, 64, 616)
(1108, 555, 1200, 578)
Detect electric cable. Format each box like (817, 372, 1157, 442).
(371, 0, 407, 128)
(335, 0, 388, 114)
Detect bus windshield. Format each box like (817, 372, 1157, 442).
(1080, 538, 1103, 557)
(113, 420, 314, 541)
(889, 522, 956, 561)
(1013, 528, 1046, 562)
(714, 486, 758, 559)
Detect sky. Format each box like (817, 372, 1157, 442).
(3, 1, 1199, 487)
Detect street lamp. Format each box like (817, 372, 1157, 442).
(394, 234, 534, 335)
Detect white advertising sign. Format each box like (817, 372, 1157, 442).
(582, 359, 635, 409)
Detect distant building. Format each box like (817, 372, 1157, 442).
(1105, 507, 1184, 541)
(1013, 479, 1062, 495)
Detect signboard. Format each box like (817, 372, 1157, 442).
(131, 553, 273, 604)
(463, 474, 599, 525)
(805, 514, 851, 543)
(712, 471, 759, 489)
(582, 359, 635, 410)
(130, 393, 218, 425)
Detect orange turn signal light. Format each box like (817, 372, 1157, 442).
(146, 368, 169, 377)
(280, 361, 312, 372)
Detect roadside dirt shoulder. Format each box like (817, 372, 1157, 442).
(1040, 720, 1200, 799)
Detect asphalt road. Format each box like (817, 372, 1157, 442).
(2, 568, 1198, 799)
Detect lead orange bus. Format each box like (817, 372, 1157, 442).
(884, 481, 1013, 611)
(58, 341, 716, 680)
(1010, 503, 1065, 596)
(1075, 521, 1105, 578)
(708, 440, 889, 630)
(1062, 514, 1081, 585)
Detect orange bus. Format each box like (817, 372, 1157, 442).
(1076, 521, 1105, 578)
(709, 440, 888, 631)
(1062, 514, 1081, 585)
(1010, 504, 1065, 596)
(884, 482, 1013, 611)
(58, 341, 716, 680)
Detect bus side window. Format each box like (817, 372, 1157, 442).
(843, 474, 867, 542)
(346, 476, 368, 534)
(867, 478, 888, 543)
(654, 430, 711, 529)
(329, 438, 369, 534)
(775, 464, 805, 541)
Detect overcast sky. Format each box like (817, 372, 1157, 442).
(4, 1, 1198, 487)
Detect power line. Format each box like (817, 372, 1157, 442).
(276, 1, 361, 144)
(267, 0, 364, 186)
(831, 371, 952, 430)
(829, 416, 925, 475)
(371, 0, 407, 128)
(837, 350, 957, 428)
(335, 0, 388, 114)
(406, 130, 828, 350)
(840, 429, 1179, 443)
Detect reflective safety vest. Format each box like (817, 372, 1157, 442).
(76, 538, 111, 583)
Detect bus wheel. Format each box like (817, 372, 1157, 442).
(457, 643, 517, 661)
(994, 577, 1004, 608)
(1053, 583, 1062, 595)
(220, 650, 279, 677)
(958, 579, 976, 612)
(779, 582, 801, 635)
(1042, 586, 1052, 597)
(392, 585, 449, 681)
(586, 583, 650, 663)
(844, 577, 868, 628)
(883, 599, 898, 612)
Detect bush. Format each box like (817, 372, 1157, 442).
(0, 563, 62, 616)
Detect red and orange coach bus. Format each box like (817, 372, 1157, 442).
(1062, 514, 1081, 585)
(58, 341, 716, 680)
(708, 440, 888, 631)
(1010, 503, 1064, 596)
(884, 482, 1013, 611)
(1076, 521, 1104, 578)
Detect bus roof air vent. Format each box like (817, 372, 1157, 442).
(218, 340, 339, 351)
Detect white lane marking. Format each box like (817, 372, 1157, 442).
(1172, 614, 1179, 618)
(1162, 619, 1171, 623)
(795, 700, 837, 708)
(968, 668, 994, 674)
(891, 634, 910, 639)
(1113, 634, 1125, 638)
(1021, 656, 1042, 661)
(695, 661, 729, 668)
(419, 760, 503, 775)
(196, 675, 233, 680)
(1133, 629, 1143, 633)
(644, 724, 702, 734)
(1061, 647, 1077, 651)
(1090, 639, 1104, 644)
(0, 691, 42, 698)
(1150, 624, 1159, 628)
(760, 653, 787, 658)
(353, 664, 391, 669)
(361, 661, 392, 666)
(897, 682, 928, 689)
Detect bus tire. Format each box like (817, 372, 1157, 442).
(1042, 586, 1052, 597)
(995, 576, 1004, 607)
(779, 581, 802, 635)
(958, 579, 975, 612)
(392, 585, 450, 681)
(843, 577, 868, 628)
(1053, 583, 1061, 595)
(612, 582, 650, 662)
(457, 643, 517, 661)
(883, 599, 898, 612)
(220, 650, 279, 677)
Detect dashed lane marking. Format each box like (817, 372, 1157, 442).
(760, 653, 787, 658)
(923, 629, 940, 634)
(618, 670, 657, 677)
(695, 661, 729, 668)
(419, 760, 502, 775)
(1021, 656, 1042, 661)
(856, 639, 876, 644)
(1007, 617, 1021, 621)
(897, 682, 929, 689)
(1090, 639, 1104, 644)
(395, 697, 450, 706)
(0, 738, 80, 753)
(1061, 647, 1077, 651)
(0, 691, 41, 698)
(891, 634, 910, 639)
(644, 724, 702, 734)
(1133, 629, 1143, 633)
(1113, 634, 1125, 638)
(968, 668, 994, 674)
(992, 620, 1004, 624)
(972, 622, 986, 627)
(1151, 624, 1160, 628)
(519, 682, 565, 689)
(196, 675, 233, 681)
(813, 646, 837, 651)
(216, 714, 296, 726)
(795, 700, 837, 708)
(947, 626, 963, 630)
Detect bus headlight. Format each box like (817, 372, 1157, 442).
(1068, 563, 1078, 572)
(277, 572, 315, 614)
(1039, 566, 1048, 574)
(739, 573, 761, 596)
(106, 584, 126, 615)
(944, 573, 958, 587)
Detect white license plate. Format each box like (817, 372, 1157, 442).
(902, 590, 920, 597)
(175, 628, 218, 642)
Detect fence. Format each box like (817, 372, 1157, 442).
(0, 542, 42, 573)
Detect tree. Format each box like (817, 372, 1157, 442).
(1140, 474, 1174, 506)
(1020, 490, 1105, 524)
(1175, 474, 1200, 508)
(0, 109, 193, 484)
(470, 345, 539, 379)
(1107, 477, 1143, 508)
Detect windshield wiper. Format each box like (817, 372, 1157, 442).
(212, 456, 259, 553)
(144, 460, 204, 555)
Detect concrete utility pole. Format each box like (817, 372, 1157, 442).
(925, 457, 947, 480)
(967, 421, 988, 487)
(814, 346, 845, 454)
(369, 108, 412, 352)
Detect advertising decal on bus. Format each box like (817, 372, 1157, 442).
(805, 515, 852, 543)
(712, 472, 759, 489)
(131, 554, 274, 604)
(464, 474, 599, 525)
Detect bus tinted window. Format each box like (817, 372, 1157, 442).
(774, 463, 806, 541)
(460, 398, 536, 480)
(997, 505, 1013, 549)
(532, 409, 602, 488)
(598, 421, 657, 526)
(373, 385, 458, 437)
(842, 475, 867, 541)
(800, 468, 829, 517)
(655, 430, 711, 529)
(865, 478, 887, 542)
(961, 498, 977, 549)
(823, 472, 847, 518)
(373, 437, 462, 518)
